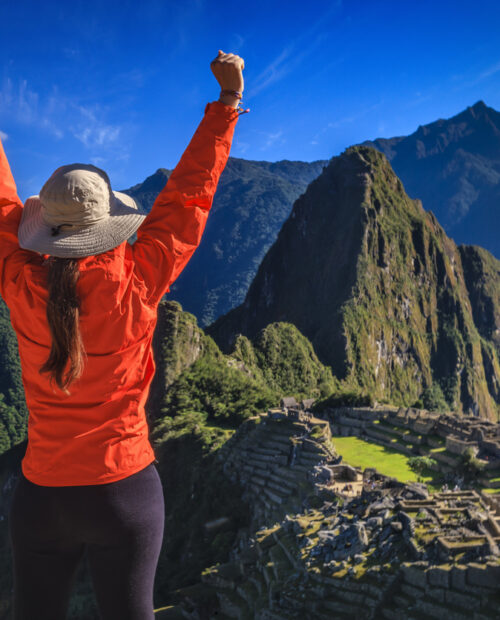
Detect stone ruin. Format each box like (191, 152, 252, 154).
(166, 409, 500, 619)
(311, 463, 364, 497)
(275, 396, 317, 423)
(326, 405, 500, 491)
(279, 396, 316, 411)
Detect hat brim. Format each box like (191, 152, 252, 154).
(18, 191, 147, 258)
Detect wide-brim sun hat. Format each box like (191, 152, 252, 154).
(18, 163, 146, 258)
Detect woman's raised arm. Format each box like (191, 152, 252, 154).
(0, 138, 24, 288)
(131, 51, 245, 306)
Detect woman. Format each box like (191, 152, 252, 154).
(1, 50, 245, 619)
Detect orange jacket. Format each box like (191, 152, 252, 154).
(0, 100, 239, 486)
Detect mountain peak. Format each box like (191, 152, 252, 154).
(464, 99, 494, 120)
(343, 144, 386, 163)
(207, 144, 500, 419)
(471, 99, 487, 110)
(323, 144, 390, 184)
(359, 99, 500, 258)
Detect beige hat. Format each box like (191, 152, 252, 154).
(18, 163, 146, 258)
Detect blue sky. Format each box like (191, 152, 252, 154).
(1, 0, 499, 200)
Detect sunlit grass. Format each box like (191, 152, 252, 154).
(331, 435, 442, 490)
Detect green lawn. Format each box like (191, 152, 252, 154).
(331, 435, 442, 490)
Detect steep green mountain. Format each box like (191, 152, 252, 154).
(207, 145, 500, 420)
(361, 100, 500, 259)
(123, 157, 326, 326)
(147, 300, 337, 426)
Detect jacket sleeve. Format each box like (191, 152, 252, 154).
(0, 138, 24, 299)
(131, 100, 239, 306)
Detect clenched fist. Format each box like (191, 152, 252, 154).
(211, 50, 245, 108)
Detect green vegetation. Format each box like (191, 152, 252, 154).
(0, 396, 25, 454)
(331, 435, 441, 488)
(150, 411, 252, 599)
(420, 382, 449, 412)
(310, 425, 325, 439)
(0, 299, 28, 456)
(155, 303, 340, 426)
(459, 245, 500, 353)
(408, 456, 438, 475)
(312, 384, 375, 412)
(231, 322, 337, 402)
(151, 410, 235, 452)
(459, 446, 486, 480)
(151, 301, 278, 426)
(155, 301, 211, 391)
(159, 340, 277, 426)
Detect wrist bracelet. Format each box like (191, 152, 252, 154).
(220, 89, 243, 99)
(236, 102, 250, 115)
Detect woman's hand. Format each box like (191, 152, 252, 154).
(210, 50, 245, 109)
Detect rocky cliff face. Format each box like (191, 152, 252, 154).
(207, 146, 500, 420)
(146, 300, 208, 419)
(361, 100, 500, 259)
(460, 245, 500, 357)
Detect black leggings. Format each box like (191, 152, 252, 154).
(8, 462, 165, 620)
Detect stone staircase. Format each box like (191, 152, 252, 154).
(215, 414, 336, 523)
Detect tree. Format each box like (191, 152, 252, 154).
(421, 383, 448, 412)
(460, 447, 485, 479)
(408, 456, 437, 476)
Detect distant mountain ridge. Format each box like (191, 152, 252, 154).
(207, 145, 500, 420)
(123, 157, 327, 326)
(361, 100, 500, 258)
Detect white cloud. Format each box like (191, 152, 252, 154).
(259, 130, 285, 151)
(478, 59, 500, 81)
(402, 93, 433, 109)
(0, 77, 127, 154)
(230, 33, 245, 51)
(310, 100, 385, 143)
(246, 3, 343, 99)
(233, 139, 249, 155)
(0, 79, 66, 140)
(449, 58, 500, 91)
(0, 130, 7, 141)
(248, 46, 295, 98)
(73, 113, 121, 148)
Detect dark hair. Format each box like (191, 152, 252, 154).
(39, 257, 86, 393)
